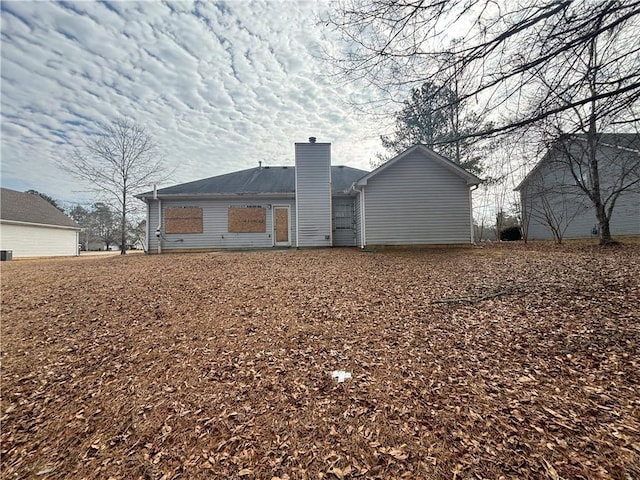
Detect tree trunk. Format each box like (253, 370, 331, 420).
(595, 202, 614, 245)
(586, 112, 615, 246)
(121, 188, 127, 255)
(583, 25, 616, 247)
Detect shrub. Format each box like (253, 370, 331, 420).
(500, 226, 522, 241)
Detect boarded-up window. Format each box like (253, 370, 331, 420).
(165, 207, 203, 234)
(228, 206, 266, 233)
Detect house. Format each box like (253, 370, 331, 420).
(515, 134, 640, 241)
(136, 139, 481, 252)
(0, 188, 81, 258)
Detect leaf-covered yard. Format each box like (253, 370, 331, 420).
(1, 244, 639, 479)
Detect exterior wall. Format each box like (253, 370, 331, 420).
(332, 196, 357, 246)
(520, 143, 640, 240)
(145, 199, 151, 252)
(147, 197, 297, 252)
(0, 222, 79, 257)
(295, 142, 332, 247)
(522, 186, 640, 240)
(362, 149, 473, 245)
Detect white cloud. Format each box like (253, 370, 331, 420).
(0, 0, 383, 205)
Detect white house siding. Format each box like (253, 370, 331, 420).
(0, 222, 79, 257)
(147, 197, 297, 252)
(363, 150, 473, 245)
(332, 196, 357, 246)
(295, 143, 332, 247)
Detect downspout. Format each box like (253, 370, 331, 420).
(469, 184, 479, 244)
(352, 183, 366, 248)
(153, 184, 162, 254)
(329, 179, 333, 247)
(361, 186, 366, 248)
(294, 166, 299, 248)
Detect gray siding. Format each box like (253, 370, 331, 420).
(147, 197, 297, 251)
(363, 150, 473, 245)
(520, 142, 640, 240)
(332, 196, 357, 246)
(295, 143, 332, 247)
(521, 184, 640, 241)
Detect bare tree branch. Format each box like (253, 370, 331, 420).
(322, 0, 640, 136)
(58, 118, 172, 254)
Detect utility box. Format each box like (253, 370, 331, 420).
(1, 250, 13, 261)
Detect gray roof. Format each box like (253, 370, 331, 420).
(580, 133, 640, 150)
(0, 188, 79, 228)
(138, 165, 369, 198)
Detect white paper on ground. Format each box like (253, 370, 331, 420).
(331, 370, 352, 383)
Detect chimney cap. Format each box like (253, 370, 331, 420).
(309, 136, 316, 143)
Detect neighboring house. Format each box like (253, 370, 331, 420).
(0, 188, 81, 258)
(136, 139, 481, 252)
(515, 134, 640, 241)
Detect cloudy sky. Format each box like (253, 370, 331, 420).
(1, 0, 384, 206)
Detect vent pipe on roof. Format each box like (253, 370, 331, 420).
(309, 136, 316, 143)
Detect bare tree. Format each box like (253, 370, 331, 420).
(324, 0, 639, 245)
(60, 118, 169, 254)
(526, 12, 640, 245)
(322, 1, 640, 138)
(68, 204, 92, 250)
(127, 218, 147, 252)
(519, 171, 591, 244)
(535, 133, 640, 244)
(90, 203, 119, 251)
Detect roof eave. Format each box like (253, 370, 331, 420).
(355, 144, 482, 186)
(0, 219, 81, 230)
(137, 192, 297, 200)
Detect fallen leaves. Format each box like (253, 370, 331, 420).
(379, 445, 409, 461)
(1, 243, 639, 479)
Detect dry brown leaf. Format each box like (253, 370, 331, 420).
(327, 465, 352, 479)
(542, 459, 560, 480)
(1, 244, 638, 479)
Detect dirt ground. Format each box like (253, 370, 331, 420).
(1, 243, 639, 479)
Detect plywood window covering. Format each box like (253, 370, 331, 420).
(165, 207, 203, 234)
(228, 206, 266, 233)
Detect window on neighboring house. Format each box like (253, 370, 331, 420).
(333, 202, 353, 230)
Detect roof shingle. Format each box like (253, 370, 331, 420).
(0, 188, 79, 228)
(138, 165, 369, 197)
